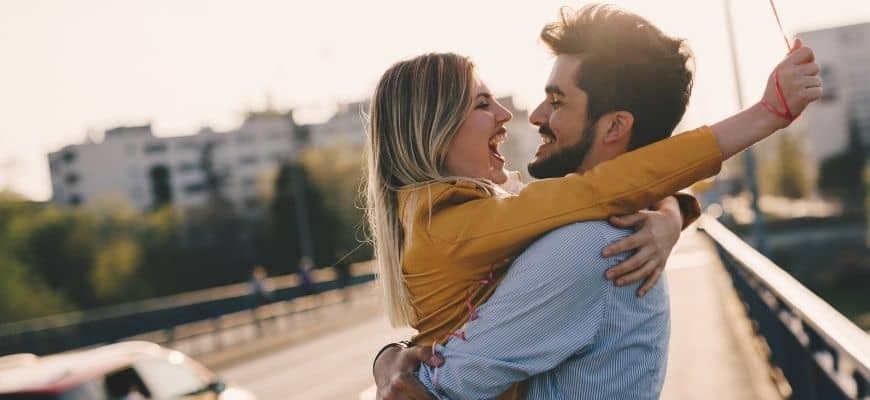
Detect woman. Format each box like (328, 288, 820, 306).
(365, 47, 816, 398)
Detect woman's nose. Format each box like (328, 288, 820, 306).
(498, 104, 513, 123)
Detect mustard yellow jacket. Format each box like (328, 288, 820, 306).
(398, 126, 722, 350)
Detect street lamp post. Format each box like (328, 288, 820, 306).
(723, 0, 768, 253)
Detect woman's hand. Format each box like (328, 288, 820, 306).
(602, 196, 683, 297)
(374, 345, 441, 400)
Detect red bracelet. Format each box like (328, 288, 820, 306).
(759, 69, 798, 122)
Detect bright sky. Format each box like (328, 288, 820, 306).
(2, 0, 869, 200)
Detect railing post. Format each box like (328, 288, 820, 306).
(211, 317, 223, 350)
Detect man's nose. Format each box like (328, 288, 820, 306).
(530, 102, 548, 126)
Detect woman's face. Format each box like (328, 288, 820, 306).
(444, 79, 513, 184)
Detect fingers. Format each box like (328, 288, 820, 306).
(614, 259, 659, 287)
(602, 230, 649, 257)
(791, 37, 803, 51)
(637, 265, 664, 297)
(605, 247, 653, 282)
(608, 213, 647, 229)
(802, 86, 823, 102)
(402, 346, 442, 368)
(786, 45, 815, 65)
(797, 62, 820, 76)
(800, 76, 822, 89)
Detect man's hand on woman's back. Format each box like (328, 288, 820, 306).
(374, 345, 441, 400)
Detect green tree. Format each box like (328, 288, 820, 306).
(0, 192, 71, 323)
(761, 133, 811, 199)
(818, 118, 866, 209)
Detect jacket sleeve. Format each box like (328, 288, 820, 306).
(423, 126, 723, 267)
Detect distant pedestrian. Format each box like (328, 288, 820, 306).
(334, 250, 353, 302)
(249, 265, 273, 308)
(297, 257, 319, 297)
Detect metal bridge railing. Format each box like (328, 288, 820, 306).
(0, 264, 375, 357)
(702, 216, 870, 400)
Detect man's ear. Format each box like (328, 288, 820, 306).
(601, 111, 634, 145)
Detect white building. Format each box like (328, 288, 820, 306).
(798, 22, 870, 166)
(47, 95, 540, 214)
(48, 112, 301, 215)
(308, 101, 369, 148)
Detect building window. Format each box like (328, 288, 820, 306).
(244, 196, 259, 210)
(271, 153, 286, 163)
(177, 162, 198, 173)
(144, 142, 168, 154)
(62, 150, 77, 164)
(236, 134, 255, 144)
(184, 183, 205, 194)
(148, 165, 173, 208)
(68, 194, 83, 206)
(206, 138, 225, 147)
(239, 155, 258, 166)
(820, 65, 836, 102)
(177, 140, 199, 150)
(65, 173, 79, 185)
(241, 176, 257, 189)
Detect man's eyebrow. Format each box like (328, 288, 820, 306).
(545, 85, 564, 96)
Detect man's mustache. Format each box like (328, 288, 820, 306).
(539, 126, 555, 137)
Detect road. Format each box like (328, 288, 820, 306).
(218, 311, 411, 400)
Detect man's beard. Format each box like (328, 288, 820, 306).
(527, 124, 596, 179)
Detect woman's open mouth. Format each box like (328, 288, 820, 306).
(489, 129, 507, 163)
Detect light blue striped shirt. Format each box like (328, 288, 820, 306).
(417, 221, 670, 399)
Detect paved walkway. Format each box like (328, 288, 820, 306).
(217, 228, 782, 399)
(661, 227, 781, 400)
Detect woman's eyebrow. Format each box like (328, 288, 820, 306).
(476, 92, 493, 99)
(545, 85, 565, 96)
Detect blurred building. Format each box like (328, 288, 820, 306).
(798, 22, 870, 165)
(47, 95, 539, 214)
(47, 111, 301, 215)
(309, 101, 369, 148)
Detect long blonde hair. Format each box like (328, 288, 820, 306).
(363, 53, 489, 327)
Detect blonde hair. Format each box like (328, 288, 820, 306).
(363, 53, 493, 327)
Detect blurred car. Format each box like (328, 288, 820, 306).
(0, 341, 254, 400)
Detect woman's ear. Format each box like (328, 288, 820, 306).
(602, 111, 635, 145)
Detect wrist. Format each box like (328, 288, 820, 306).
(751, 101, 789, 132)
(659, 198, 684, 229)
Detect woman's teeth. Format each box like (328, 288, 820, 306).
(489, 133, 507, 147)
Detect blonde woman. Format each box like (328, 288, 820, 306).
(367, 8, 819, 399)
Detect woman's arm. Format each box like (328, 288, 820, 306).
(423, 42, 819, 268)
(424, 127, 721, 264)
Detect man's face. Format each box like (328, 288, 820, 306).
(527, 55, 597, 179)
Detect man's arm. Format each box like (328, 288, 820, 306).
(416, 222, 620, 399)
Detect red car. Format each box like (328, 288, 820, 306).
(0, 341, 254, 400)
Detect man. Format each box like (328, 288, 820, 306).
(374, 4, 818, 399)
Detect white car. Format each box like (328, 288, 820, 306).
(0, 341, 254, 400)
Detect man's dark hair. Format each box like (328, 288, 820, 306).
(540, 4, 695, 149)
